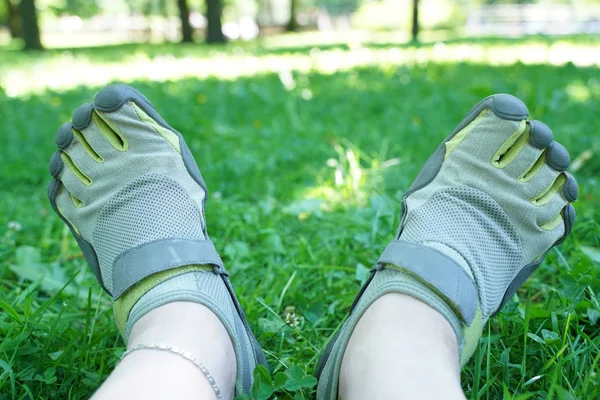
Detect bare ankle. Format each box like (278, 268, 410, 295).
(339, 294, 464, 400)
(128, 302, 237, 399)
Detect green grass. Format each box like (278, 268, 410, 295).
(1, 35, 599, 399)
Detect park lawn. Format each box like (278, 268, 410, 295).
(0, 35, 599, 399)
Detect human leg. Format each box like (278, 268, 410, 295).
(93, 302, 236, 400)
(48, 84, 266, 399)
(339, 294, 464, 400)
(316, 94, 578, 399)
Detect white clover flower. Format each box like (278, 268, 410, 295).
(8, 221, 22, 231)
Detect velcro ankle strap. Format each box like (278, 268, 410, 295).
(112, 238, 225, 299)
(376, 240, 478, 324)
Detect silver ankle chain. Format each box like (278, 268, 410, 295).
(121, 343, 222, 400)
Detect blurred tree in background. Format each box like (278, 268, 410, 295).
(206, 0, 225, 43)
(286, 0, 298, 31)
(2, 0, 600, 51)
(411, 0, 419, 41)
(19, 0, 42, 49)
(177, 0, 193, 42)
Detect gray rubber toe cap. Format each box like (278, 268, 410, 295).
(529, 120, 553, 148)
(547, 141, 570, 171)
(563, 173, 579, 202)
(55, 123, 74, 149)
(94, 83, 154, 112)
(94, 84, 132, 110)
(563, 204, 576, 237)
(489, 94, 529, 120)
(72, 103, 94, 130)
(49, 151, 63, 177)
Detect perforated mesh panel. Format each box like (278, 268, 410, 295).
(93, 173, 205, 293)
(401, 186, 522, 317)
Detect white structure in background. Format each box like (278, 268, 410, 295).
(53, 12, 259, 43)
(189, 12, 207, 29)
(59, 15, 84, 33)
(466, 4, 600, 36)
(223, 17, 260, 41)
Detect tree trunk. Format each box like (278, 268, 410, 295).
(177, 0, 193, 42)
(286, 0, 298, 32)
(19, 0, 43, 50)
(411, 0, 419, 42)
(206, 0, 225, 44)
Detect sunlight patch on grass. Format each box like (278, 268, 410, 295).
(288, 142, 401, 216)
(3, 39, 600, 97)
(566, 80, 593, 102)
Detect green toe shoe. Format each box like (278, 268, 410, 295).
(315, 94, 578, 400)
(48, 83, 267, 395)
